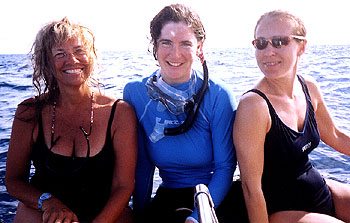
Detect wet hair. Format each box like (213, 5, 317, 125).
(254, 10, 306, 40)
(149, 4, 206, 60)
(30, 17, 98, 104)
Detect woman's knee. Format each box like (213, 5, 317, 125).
(115, 206, 134, 223)
(269, 210, 344, 223)
(326, 178, 350, 200)
(326, 178, 350, 221)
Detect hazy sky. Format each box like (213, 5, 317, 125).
(1, 0, 349, 54)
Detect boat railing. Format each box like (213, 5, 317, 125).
(194, 184, 219, 223)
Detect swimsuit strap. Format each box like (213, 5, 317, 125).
(37, 110, 44, 142)
(244, 75, 312, 116)
(106, 99, 121, 139)
(297, 75, 312, 104)
(244, 89, 277, 116)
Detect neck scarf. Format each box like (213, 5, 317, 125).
(145, 70, 196, 115)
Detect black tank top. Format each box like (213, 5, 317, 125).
(246, 75, 334, 215)
(30, 100, 119, 221)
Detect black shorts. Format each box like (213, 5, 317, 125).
(264, 167, 335, 216)
(144, 186, 194, 223)
(144, 181, 248, 223)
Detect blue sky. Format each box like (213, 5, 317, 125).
(1, 0, 349, 54)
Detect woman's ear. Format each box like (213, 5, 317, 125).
(196, 41, 204, 61)
(298, 39, 307, 56)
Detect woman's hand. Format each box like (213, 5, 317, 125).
(185, 219, 195, 223)
(41, 197, 79, 223)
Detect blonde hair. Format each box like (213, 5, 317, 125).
(31, 17, 98, 104)
(254, 10, 306, 39)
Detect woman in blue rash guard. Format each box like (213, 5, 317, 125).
(123, 4, 238, 223)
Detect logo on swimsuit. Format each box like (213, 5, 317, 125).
(149, 117, 184, 143)
(302, 142, 312, 152)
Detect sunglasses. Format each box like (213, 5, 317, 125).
(252, 35, 306, 50)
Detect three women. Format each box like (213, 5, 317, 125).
(5, 5, 350, 223)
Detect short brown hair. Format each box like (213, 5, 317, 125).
(150, 4, 206, 60)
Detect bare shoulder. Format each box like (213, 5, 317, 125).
(111, 100, 136, 136)
(300, 74, 318, 87)
(238, 90, 269, 112)
(114, 100, 136, 126)
(94, 93, 135, 118)
(115, 100, 134, 113)
(15, 97, 39, 121)
(10, 97, 40, 143)
(94, 94, 116, 106)
(299, 74, 321, 93)
(17, 97, 37, 109)
(235, 90, 271, 131)
(299, 74, 323, 103)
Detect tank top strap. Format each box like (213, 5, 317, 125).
(244, 89, 277, 116)
(297, 75, 312, 104)
(36, 110, 45, 142)
(106, 99, 121, 139)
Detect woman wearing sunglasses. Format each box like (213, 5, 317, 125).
(5, 18, 137, 223)
(123, 4, 237, 223)
(234, 10, 350, 223)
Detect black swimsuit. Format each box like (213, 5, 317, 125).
(30, 100, 118, 221)
(247, 75, 335, 216)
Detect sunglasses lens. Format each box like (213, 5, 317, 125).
(253, 36, 291, 50)
(253, 39, 268, 50)
(272, 37, 290, 48)
(281, 37, 291, 46)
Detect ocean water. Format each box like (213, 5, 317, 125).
(1, 45, 349, 222)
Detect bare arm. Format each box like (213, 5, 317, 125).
(93, 100, 137, 223)
(5, 101, 78, 223)
(5, 101, 42, 209)
(306, 77, 350, 155)
(233, 93, 270, 223)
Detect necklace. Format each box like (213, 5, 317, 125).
(50, 91, 94, 157)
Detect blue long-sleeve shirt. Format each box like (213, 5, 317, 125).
(123, 69, 237, 221)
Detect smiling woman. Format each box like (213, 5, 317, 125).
(51, 38, 91, 88)
(234, 9, 350, 223)
(155, 22, 203, 85)
(123, 3, 239, 223)
(4, 17, 137, 223)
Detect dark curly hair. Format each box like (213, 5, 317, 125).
(149, 4, 206, 60)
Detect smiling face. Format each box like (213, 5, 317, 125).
(156, 22, 203, 85)
(254, 16, 305, 79)
(51, 37, 91, 88)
